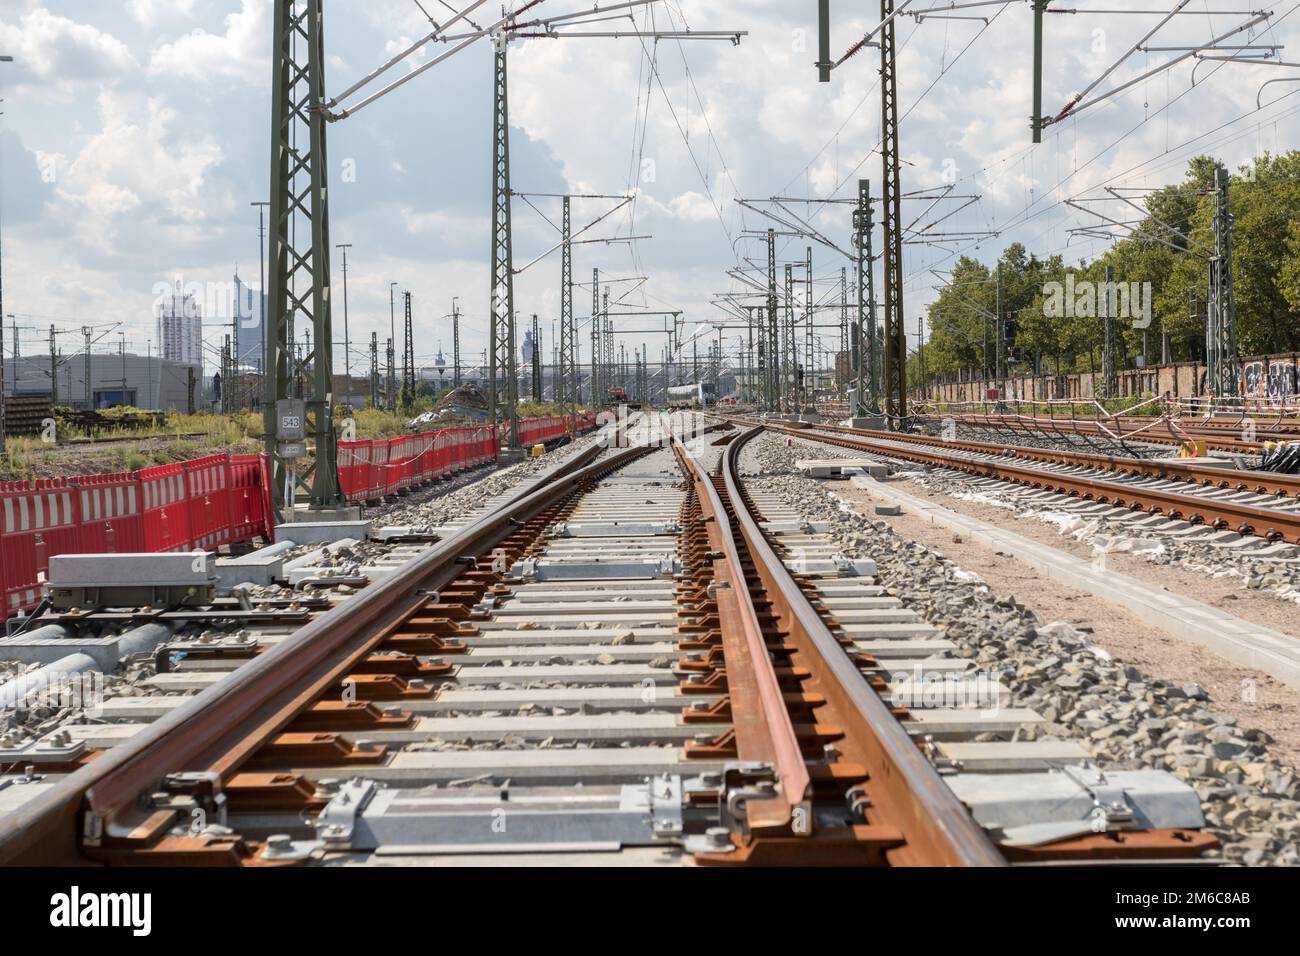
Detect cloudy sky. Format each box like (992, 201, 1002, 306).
(1, 0, 1297, 377)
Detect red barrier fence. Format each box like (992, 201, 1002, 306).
(336, 412, 597, 504)
(1, 453, 273, 617)
(2, 414, 595, 617)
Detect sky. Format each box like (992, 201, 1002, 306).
(1, 0, 1297, 378)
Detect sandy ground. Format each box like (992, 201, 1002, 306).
(835, 479, 1300, 768)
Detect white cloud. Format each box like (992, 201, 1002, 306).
(0, 8, 138, 88)
(127, 0, 196, 28)
(147, 0, 269, 82)
(54, 91, 223, 250)
(668, 191, 718, 222)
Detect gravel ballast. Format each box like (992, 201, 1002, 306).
(739, 431, 1300, 866)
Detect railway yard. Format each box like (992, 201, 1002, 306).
(0, 408, 1296, 878)
(8, 1, 1300, 935)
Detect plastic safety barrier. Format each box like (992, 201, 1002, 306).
(1, 453, 275, 618)
(335, 414, 594, 504)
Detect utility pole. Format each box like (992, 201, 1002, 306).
(48, 325, 57, 405)
(879, 0, 907, 421)
(0, 55, 11, 449)
(386, 337, 395, 408)
(804, 246, 814, 409)
(451, 297, 462, 388)
(766, 228, 779, 412)
(1102, 264, 1119, 399)
(488, 33, 520, 450)
(1207, 162, 1239, 399)
(388, 281, 398, 409)
(337, 242, 352, 384)
(746, 306, 755, 405)
(853, 180, 878, 417)
(560, 196, 575, 417)
(402, 290, 415, 404)
(369, 331, 379, 407)
(590, 267, 600, 403)
(264, 0, 343, 508)
(221, 335, 231, 414)
(531, 313, 541, 401)
(994, 260, 1003, 380)
(602, 288, 612, 396)
(82, 327, 92, 409)
(839, 266, 848, 400)
(784, 264, 797, 413)
(917, 315, 927, 400)
(1031, 0, 1049, 142)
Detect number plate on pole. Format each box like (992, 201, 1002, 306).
(276, 399, 306, 441)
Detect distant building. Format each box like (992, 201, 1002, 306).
(156, 291, 204, 369)
(4, 353, 195, 412)
(233, 273, 265, 371)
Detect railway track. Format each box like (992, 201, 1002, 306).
(0, 413, 1218, 866)
(924, 412, 1300, 456)
(746, 420, 1300, 548)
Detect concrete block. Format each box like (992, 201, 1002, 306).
(285, 504, 363, 523)
(48, 552, 215, 587)
(275, 520, 372, 546)
(847, 463, 889, 481)
(1153, 456, 1239, 471)
(845, 416, 887, 431)
(214, 554, 285, 590)
(874, 504, 902, 516)
(797, 458, 882, 479)
(0, 634, 122, 670)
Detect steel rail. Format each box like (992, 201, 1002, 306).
(720, 426, 1006, 866)
(0, 439, 650, 866)
(929, 412, 1293, 454)
(755, 422, 1300, 544)
(673, 438, 810, 833)
(810, 422, 1300, 500)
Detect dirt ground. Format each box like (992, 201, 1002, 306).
(835, 479, 1300, 768)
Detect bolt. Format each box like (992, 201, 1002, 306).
(704, 827, 732, 849)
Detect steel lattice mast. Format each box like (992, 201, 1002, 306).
(879, 0, 906, 421)
(804, 246, 814, 408)
(1208, 162, 1239, 400)
(560, 196, 576, 419)
(264, 0, 344, 508)
(489, 32, 520, 448)
(854, 178, 879, 416)
(591, 268, 600, 402)
(783, 264, 797, 413)
(766, 228, 779, 412)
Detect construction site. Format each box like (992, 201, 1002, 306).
(0, 0, 1297, 932)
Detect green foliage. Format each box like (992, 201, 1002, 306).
(923, 152, 1300, 384)
(351, 407, 411, 439)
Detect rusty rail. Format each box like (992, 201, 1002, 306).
(715, 427, 1005, 866)
(674, 437, 811, 833)
(754, 421, 1300, 544)
(812, 422, 1300, 500)
(0, 440, 650, 866)
(925, 412, 1296, 454)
